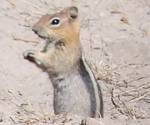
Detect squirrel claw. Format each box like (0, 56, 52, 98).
(23, 50, 36, 62)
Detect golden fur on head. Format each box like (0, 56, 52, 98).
(32, 6, 80, 45)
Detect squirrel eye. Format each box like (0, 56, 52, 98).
(50, 18, 60, 26)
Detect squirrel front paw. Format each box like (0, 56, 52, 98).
(23, 50, 42, 65)
(23, 50, 36, 62)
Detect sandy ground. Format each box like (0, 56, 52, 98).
(0, 0, 150, 125)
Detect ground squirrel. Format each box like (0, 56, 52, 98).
(23, 6, 103, 118)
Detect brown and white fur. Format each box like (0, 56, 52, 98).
(23, 6, 103, 118)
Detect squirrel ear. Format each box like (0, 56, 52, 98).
(68, 6, 78, 20)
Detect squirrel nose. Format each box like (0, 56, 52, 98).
(32, 28, 38, 34)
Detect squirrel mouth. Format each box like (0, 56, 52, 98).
(37, 34, 58, 43)
(32, 29, 59, 43)
(38, 34, 49, 41)
(32, 30, 51, 42)
(34, 31, 62, 46)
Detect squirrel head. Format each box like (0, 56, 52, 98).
(32, 6, 80, 45)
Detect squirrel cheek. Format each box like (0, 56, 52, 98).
(55, 41, 65, 50)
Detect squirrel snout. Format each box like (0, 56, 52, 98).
(32, 28, 38, 34)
